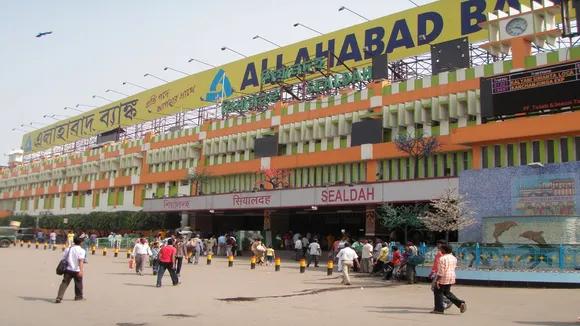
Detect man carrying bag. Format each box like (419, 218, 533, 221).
(55, 237, 86, 303)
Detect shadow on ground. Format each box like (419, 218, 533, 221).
(18, 296, 55, 303)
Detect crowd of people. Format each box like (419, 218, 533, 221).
(52, 229, 467, 314)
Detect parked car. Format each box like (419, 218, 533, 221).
(16, 228, 36, 242)
(0, 226, 17, 248)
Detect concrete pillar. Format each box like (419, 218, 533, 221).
(180, 212, 189, 228)
(365, 205, 377, 236)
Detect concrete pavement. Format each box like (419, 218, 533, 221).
(0, 246, 579, 326)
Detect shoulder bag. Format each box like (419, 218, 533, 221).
(56, 246, 73, 275)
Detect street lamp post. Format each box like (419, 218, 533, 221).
(64, 107, 84, 113)
(252, 35, 281, 48)
(30, 122, 48, 126)
(188, 58, 216, 68)
(338, 6, 370, 21)
(144, 73, 169, 83)
(106, 89, 129, 97)
(21, 124, 34, 129)
(293, 23, 323, 35)
(122, 82, 147, 90)
(93, 95, 113, 102)
(76, 104, 97, 108)
(164, 67, 190, 76)
(12, 128, 29, 132)
(221, 46, 247, 58)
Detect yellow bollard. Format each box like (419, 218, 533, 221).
(27, 240, 31, 248)
(35, 241, 39, 249)
(114, 247, 119, 257)
(20, 240, 23, 247)
(300, 259, 306, 273)
(62, 244, 66, 252)
(127, 248, 132, 259)
(103, 247, 107, 256)
(250, 256, 256, 270)
(228, 254, 234, 267)
(44, 242, 48, 250)
(327, 260, 334, 276)
(207, 253, 212, 265)
(13, 240, 16, 246)
(53, 243, 57, 251)
(275, 257, 281, 272)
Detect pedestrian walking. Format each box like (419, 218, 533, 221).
(360, 239, 374, 273)
(294, 236, 303, 261)
(156, 238, 179, 287)
(131, 238, 152, 276)
(404, 242, 419, 284)
(151, 242, 161, 275)
(55, 237, 86, 303)
(336, 243, 359, 285)
(49, 230, 56, 249)
(429, 240, 452, 310)
(431, 244, 467, 314)
(175, 236, 187, 276)
(307, 238, 321, 267)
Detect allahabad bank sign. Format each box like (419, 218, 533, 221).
(21, 0, 565, 153)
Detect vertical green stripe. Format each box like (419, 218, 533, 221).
(345, 164, 351, 183)
(399, 158, 405, 180)
(526, 141, 532, 164)
(337, 165, 344, 183)
(487, 146, 493, 168)
(359, 162, 365, 182)
(382, 160, 388, 180)
(446, 154, 452, 174)
(315, 167, 322, 186)
(323, 166, 329, 184)
(512, 145, 519, 167)
(309, 167, 315, 185)
(427, 156, 433, 177)
(329, 165, 336, 183)
(555, 139, 561, 163)
(539, 140, 546, 163)
(500, 144, 506, 167)
(568, 136, 574, 162)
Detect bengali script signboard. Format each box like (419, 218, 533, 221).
(143, 178, 457, 212)
(23, 0, 556, 153)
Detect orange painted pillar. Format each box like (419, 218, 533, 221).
(511, 38, 533, 70)
(366, 160, 378, 182)
(472, 145, 481, 170)
(133, 185, 142, 207)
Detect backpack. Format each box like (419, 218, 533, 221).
(406, 246, 425, 266)
(187, 239, 197, 249)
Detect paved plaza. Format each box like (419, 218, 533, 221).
(1, 246, 579, 326)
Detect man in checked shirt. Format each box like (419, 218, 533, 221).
(429, 240, 452, 310)
(431, 244, 467, 314)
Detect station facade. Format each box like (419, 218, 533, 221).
(1, 0, 580, 242)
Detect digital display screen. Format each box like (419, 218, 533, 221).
(481, 61, 580, 119)
(351, 119, 383, 147)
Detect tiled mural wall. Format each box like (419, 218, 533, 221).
(459, 162, 580, 243)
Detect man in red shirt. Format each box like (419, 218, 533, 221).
(156, 238, 179, 287)
(383, 246, 402, 281)
(429, 240, 452, 310)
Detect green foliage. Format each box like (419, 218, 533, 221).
(379, 203, 428, 230)
(34, 211, 181, 236)
(0, 215, 36, 228)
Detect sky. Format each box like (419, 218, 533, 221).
(0, 0, 435, 165)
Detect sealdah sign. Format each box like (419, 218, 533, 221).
(321, 187, 376, 203)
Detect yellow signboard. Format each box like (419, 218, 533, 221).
(21, 0, 566, 153)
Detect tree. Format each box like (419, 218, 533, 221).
(419, 187, 476, 241)
(395, 130, 443, 179)
(187, 168, 211, 195)
(379, 203, 428, 243)
(256, 168, 290, 189)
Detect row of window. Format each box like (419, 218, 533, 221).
(481, 137, 580, 168)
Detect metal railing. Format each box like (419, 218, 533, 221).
(388, 242, 580, 271)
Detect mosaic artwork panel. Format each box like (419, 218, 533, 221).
(459, 162, 580, 243)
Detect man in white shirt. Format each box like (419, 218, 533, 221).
(132, 238, 152, 275)
(294, 237, 303, 261)
(307, 238, 321, 267)
(56, 237, 86, 303)
(336, 242, 359, 285)
(360, 239, 374, 274)
(49, 230, 57, 249)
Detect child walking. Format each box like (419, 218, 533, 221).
(151, 242, 161, 275)
(266, 245, 275, 266)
